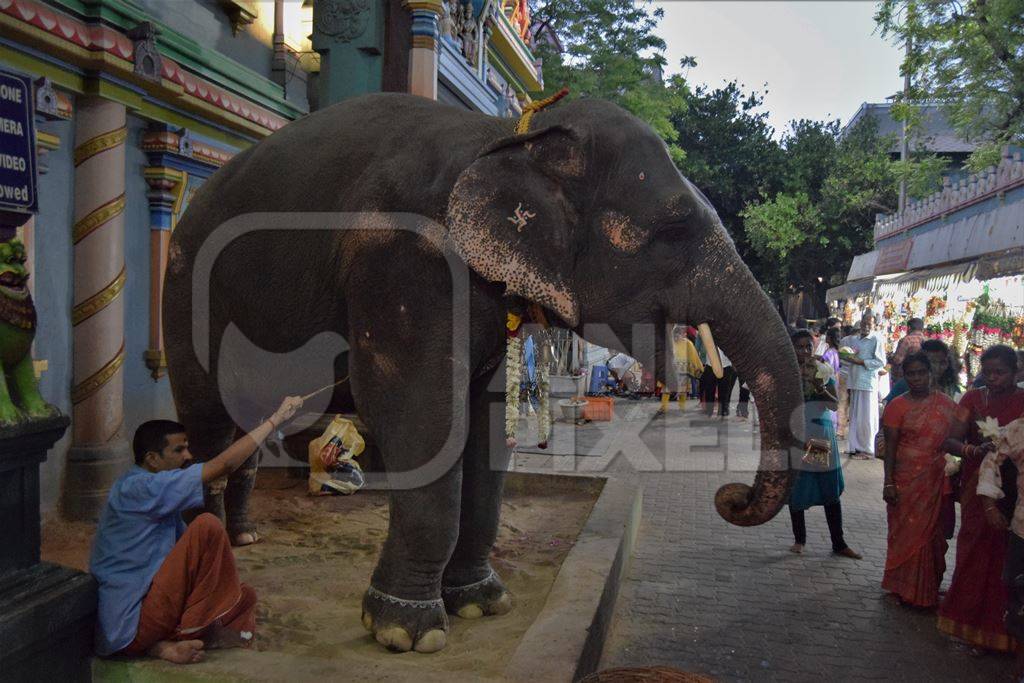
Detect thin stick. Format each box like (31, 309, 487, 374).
(300, 376, 349, 402)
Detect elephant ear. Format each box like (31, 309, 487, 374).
(446, 124, 584, 327)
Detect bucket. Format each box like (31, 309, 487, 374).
(558, 398, 588, 420)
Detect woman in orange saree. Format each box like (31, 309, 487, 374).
(881, 353, 959, 607)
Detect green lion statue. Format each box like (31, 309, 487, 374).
(0, 239, 57, 426)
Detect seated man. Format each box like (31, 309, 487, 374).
(89, 396, 302, 664)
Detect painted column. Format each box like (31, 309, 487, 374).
(404, 0, 442, 99)
(142, 166, 187, 380)
(64, 97, 131, 520)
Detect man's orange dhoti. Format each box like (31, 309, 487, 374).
(122, 513, 257, 655)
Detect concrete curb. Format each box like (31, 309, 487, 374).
(504, 473, 642, 682)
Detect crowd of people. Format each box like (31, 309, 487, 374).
(797, 311, 1024, 674)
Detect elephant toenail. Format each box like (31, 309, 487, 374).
(457, 604, 484, 619)
(489, 593, 513, 615)
(375, 626, 413, 652)
(414, 629, 447, 653)
(361, 611, 373, 632)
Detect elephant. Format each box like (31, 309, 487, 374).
(163, 92, 802, 653)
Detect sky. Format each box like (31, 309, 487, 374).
(653, 1, 905, 138)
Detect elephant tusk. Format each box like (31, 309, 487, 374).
(698, 323, 724, 379)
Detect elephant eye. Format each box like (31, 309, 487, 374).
(638, 171, 646, 181)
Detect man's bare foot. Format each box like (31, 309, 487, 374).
(789, 543, 804, 554)
(203, 622, 253, 650)
(147, 639, 205, 664)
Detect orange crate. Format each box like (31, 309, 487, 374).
(582, 396, 614, 421)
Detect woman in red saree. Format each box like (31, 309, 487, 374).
(938, 345, 1024, 653)
(881, 353, 959, 607)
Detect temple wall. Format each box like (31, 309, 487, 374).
(34, 115, 76, 513)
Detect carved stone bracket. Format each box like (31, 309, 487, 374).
(127, 22, 162, 82)
(143, 349, 166, 381)
(315, 0, 372, 42)
(219, 0, 259, 36)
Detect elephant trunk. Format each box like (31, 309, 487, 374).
(684, 233, 803, 527)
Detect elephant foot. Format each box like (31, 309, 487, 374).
(441, 569, 513, 619)
(361, 585, 449, 653)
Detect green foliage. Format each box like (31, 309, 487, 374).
(531, 0, 687, 157)
(669, 81, 785, 269)
(741, 117, 901, 299)
(964, 141, 1005, 171)
(742, 192, 824, 295)
(876, 0, 1024, 169)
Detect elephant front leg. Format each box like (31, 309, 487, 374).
(361, 475, 460, 653)
(355, 364, 465, 653)
(442, 368, 514, 620)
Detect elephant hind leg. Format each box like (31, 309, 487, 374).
(179, 415, 240, 530)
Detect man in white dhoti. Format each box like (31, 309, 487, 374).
(846, 312, 886, 459)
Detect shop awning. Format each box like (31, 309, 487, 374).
(826, 278, 874, 303)
(846, 251, 879, 281)
(873, 261, 978, 299)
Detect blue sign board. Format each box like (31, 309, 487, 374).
(0, 70, 37, 216)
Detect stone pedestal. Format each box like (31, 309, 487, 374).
(0, 415, 97, 681)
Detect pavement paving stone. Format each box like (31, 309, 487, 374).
(516, 399, 1016, 681)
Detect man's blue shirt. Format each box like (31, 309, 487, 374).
(88, 465, 204, 655)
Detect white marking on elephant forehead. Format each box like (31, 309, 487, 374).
(638, 171, 645, 181)
(506, 202, 536, 233)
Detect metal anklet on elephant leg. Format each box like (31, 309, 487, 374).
(440, 569, 498, 595)
(366, 585, 445, 610)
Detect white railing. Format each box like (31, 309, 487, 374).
(874, 145, 1024, 242)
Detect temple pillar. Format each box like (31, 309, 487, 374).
(404, 0, 442, 99)
(64, 97, 131, 520)
(142, 166, 187, 380)
(312, 0, 386, 106)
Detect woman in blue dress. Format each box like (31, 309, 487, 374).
(789, 329, 862, 559)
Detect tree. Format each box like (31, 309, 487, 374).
(741, 118, 901, 309)
(669, 81, 786, 275)
(876, 0, 1024, 170)
(531, 0, 687, 158)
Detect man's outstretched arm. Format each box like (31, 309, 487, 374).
(201, 396, 303, 484)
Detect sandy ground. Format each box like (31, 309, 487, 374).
(42, 469, 597, 681)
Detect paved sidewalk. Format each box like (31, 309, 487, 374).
(513, 400, 1014, 682)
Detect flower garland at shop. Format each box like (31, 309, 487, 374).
(840, 291, 1023, 357)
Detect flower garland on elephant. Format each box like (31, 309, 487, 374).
(503, 87, 570, 450)
(504, 311, 551, 449)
